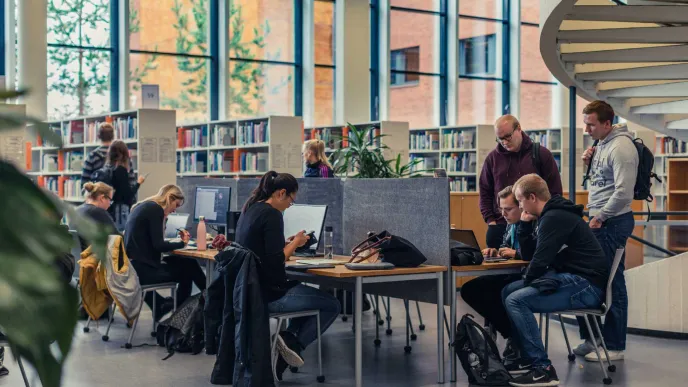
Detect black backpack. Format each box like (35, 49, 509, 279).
(583, 137, 662, 202)
(450, 241, 484, 266)
(531, 142, 542, 176)
(156, 292, 205, 359)
(455, 314, 512, 386)
(91, 165, 114, 186)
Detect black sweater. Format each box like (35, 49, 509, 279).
(111, 165, 140, 208)
(73, 203, 119, 251)
(518, 195, 609, 290)
(235, 202, 297, 302)
(124, 201, 185, 267)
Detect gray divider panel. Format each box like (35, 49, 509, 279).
(342, 178, 451, 304)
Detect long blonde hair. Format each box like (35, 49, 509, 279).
(133, 184, 185, 210)
(83, 181, 113, 201)
(303, 139, 332, 168)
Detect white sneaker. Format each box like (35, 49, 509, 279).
(275, 334, 305, 367)
(585, 349, 624, 362)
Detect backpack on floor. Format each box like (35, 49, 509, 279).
(454, 314, 512, 386)
(156, 292, 205, 359)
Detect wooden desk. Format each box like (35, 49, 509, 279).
(449, 260, 529, 382)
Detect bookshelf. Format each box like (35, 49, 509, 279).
(28, 109, 177, 203)
(0, 104, 27, 172)
(407, 125, 492, 192)
(176, 116, 303, 178)
(524, 127, 584, 191)
(667, 158, 688, 253)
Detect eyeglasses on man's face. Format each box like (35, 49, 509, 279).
(495, 126, 519, 143)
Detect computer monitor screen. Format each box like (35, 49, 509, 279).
(194, 186, 231, 226)
(165, 213, 190, 239)
(283, 204, 328, 251)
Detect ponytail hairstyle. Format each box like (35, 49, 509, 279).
(243, 171, 299, 212)
(133, 184, 185, 211)
(303, 139, 332, 168)
(83, 181, 114, 201)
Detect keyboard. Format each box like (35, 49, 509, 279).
(292, 251, 325, 258)
(295, 259, 346, 266)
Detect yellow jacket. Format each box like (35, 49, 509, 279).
(79, 246, 111, 321)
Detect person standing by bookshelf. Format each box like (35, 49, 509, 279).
(303, 139, 334, 178)
(107, 140, 145, 231)
(479, 115, 562, 248)
(81, 122, 135, 187)
(575, 100, 637, 363)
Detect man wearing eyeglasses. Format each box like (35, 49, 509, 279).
(479, 115, 562, 249)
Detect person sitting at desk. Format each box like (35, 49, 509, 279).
(460, 185, 532, 362)
(303, 139, 334, 178)
(125, 184, 206, 320)
(71, 181, 119, 251)
(236, 171, 340, 380)
(502, 174, 608, 387)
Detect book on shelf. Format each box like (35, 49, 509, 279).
(42, 154, 59, 172)
(63, 178, 83, 199)
(656, 137, 688, 155)
(410, 131, 440, 151)
(240, 151, 269, 173)
(441, 153, 477, 173)
(177, 126, 208, 148)
(177, 152, 207, 174)
(527, 131, 548, 149)
(114, 116, 137, 140)
(449, 177, 477, 192)
(209, 124, 236, 147)
(63, 121, 85, 145)
(39, 176, 60, 196)
(63, 151, 84, 171)
(237, 120, 269, 145)
(305, 127, 349, 150)
(209, 150, 235, 173)
(409, 156, 437, 171)
(550, 131, 561, 150)
(442, 129, 475, 149)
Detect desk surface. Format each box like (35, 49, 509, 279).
(452, 260, 529, 272)
(173, 249, 447, 278)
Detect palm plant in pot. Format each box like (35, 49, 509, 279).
(0, 90, 108, 387)
(330, 122, 425, 178)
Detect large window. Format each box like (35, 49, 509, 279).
(314, 0, 335, 126)
(458, 12, 505, 125)
(391, 47, 420, 86)
(47, 0, 111, 120)
(128, 0, 210, 124)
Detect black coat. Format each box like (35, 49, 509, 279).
(210, 243, 274, 387)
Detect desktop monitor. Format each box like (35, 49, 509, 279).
(194, 186, 232, 226)
(283, 204, 328, 252)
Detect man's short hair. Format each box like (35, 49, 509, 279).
(498, 185, 518, 205)
(583, 100, 615, 126)
(514, 174, 551, 202)
(98, 122, 114, 142)
(495, 114, 520, 131)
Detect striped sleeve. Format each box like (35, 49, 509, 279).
(81, 152, 104, 183)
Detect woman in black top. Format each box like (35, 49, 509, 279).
(235, 171, 340, 380)
(125, 184, 206, 320)
(71, 181, 119, 251)
(106, 140, 146, 231)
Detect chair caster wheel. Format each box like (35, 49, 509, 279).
(410, 334, 417, 341)
(317, 375, 325, 383)
(150, 331, 156, 338)
(290, 367, 298, 373)
(101, 335, 109, 342)
(374, 339, 381, 347)
(83, 327, 90, 333)
(342, 316, 348, 322)
(126, 322, 132, 329)
(386, 329, 393, 335)
(404, 346, 412, 353)
(378, 320, 384, 326)
(568, 354, 576, 362)
(124, 343, 132, 349)
(608, 365, 616, 372)
(603, 377, 612, 385)
(419, 324, 425, 331)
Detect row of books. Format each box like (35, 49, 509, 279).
(86, 121, 104, 144)
(656, 137, 688, 155)
(441, 153, 477, 173)
(442, 129, 475, 150)
(240, 152, 269, 173)
(305, 127, 346, 150)
(42, 154, 59, 172)
(527, 131, 562, 151)
(178, 153, 207, 174)
(209, 150, 234, 173)
(63, 178, 83, 199)
(43, 176, 59, 195)
(409, 156, 437, 172)
(237, 121, 269, 145)
(63, 151, 84, 171)
(178, 126, 208, 148)
(409, 132, 440, 151)
(58, 121, 85, 145)
(209, 125, 235, 147)
(114, 117, 137, 140)
(449, 177, 477, 192)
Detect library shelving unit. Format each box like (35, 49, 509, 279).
(0, 104, 27, 172)
(524, 127, 584, 191)
(407, 125, 492, 192)
(176, 115, 303, 178)
(667, 158, 688, 253)
(27, 109, 177, 203)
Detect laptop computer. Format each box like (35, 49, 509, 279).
(283, 204, 328, 258)
(451, 229, 507, 262)
(165, 213, 190, 240)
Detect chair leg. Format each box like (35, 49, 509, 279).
(592, 316, 615, 372)
(83, 316, 92, 333)
(16, 354, 30, 387)
(415, 301, 425, 331)
(545, 313, 550, 354)
(102, 303, 116, 341)
(385, 297, 392, 335)
(583, 316, 612, 384)
(443, 309, 450, 338)
(126, 297, 146, 349)
(374, 295, 381, 347)
(151, 290, 157, 335)
(405, 300, 417, 340)
(558, 314, 575, 361)
(341, 290, 348, 322)
(404, 300, 412, 353)
(316, 313, 324, 383)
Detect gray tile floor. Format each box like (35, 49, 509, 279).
(2, 297, 688, 387)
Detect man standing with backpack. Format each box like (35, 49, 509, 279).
(81, 122, 135, 187)
(480, 115, 562, 249)
(576, 100, 638, 362)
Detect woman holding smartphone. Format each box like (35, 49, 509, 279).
(106, 140, 146, 231)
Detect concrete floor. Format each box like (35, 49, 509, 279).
(2, 297, 688, 387)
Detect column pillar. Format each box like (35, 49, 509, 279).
(17, 0, 47, 119)
(335, 0, 370, 124)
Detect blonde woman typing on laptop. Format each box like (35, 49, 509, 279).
(235, 171, 340, 381)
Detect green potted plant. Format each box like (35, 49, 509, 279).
(330, 122, 426, 178)
(0, 90, 108, 387)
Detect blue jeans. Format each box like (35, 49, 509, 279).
(578, 211, 634, 351)
(267, 284, 341, 349)
(503, 274, 603, 368)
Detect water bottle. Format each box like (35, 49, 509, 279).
(197, 216, 207, 251)
(324, 226, 334, 259)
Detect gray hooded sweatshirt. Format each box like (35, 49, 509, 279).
(587, 124, 638, 222)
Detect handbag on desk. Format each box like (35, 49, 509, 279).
(349, 231, 427, 268)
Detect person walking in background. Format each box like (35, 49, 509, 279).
(303, 139, 334, 178)
(479, 114, 562, 248)
(574, 100, 638, 362)
(81, 122, 135, 187)
(106, 140, 145, 231)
